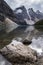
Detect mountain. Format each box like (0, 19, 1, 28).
(0, 0, 18, 31)
(36, 10, 43, 15)
(0, 0, 43, 26)
(36, 10, 41, 14)
(14, 6, 30, 25)
(14, 7, 43, 25)
(36, 10, 43, 19)
(0, 0, 29, 25)
(0, 0, 26, 25)
(28, 8, 43, 22)
(28, 8, 39, 22)
(0, 0, 15, 21)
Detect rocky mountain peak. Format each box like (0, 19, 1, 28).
(28, 8, 34, 13)
(36, 10, 41, 14)
(14, 6, 27, 14)
(14, 6, 30, 25)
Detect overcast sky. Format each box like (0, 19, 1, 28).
(4, 0, 43, 12)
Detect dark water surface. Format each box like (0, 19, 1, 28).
(0, 25, 43, 65)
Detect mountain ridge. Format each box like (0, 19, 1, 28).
(0, 0, 43, 25)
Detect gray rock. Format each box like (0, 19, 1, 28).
(22, 39, 32, 45)
(0, 41, 37, 63)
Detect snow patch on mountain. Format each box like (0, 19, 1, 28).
(15, 9, 22, 14)
(24, 19, 35, 25)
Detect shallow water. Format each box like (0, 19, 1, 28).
(0, 54, 12, 65)
(0, 25, 43, 65)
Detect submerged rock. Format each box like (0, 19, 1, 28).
(22, 39, 32, 45)
(0, 40, 37, 63)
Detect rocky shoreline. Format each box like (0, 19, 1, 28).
(0, 40, 43, 65)
(0, 21, 5, 31)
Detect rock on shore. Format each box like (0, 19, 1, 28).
(0, 40, 37, 64)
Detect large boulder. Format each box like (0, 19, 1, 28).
(22, 39, 32, 45)
(0, 40, 37, 63)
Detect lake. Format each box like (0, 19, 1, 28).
(0, 25, 43, 65)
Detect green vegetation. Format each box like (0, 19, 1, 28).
(35, 25, 43, 31)
(35, 19, 43, 31)
(0, 22, 5, 31)
(35, 19, 43, 25)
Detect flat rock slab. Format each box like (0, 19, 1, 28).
(0, 40, 37, 63)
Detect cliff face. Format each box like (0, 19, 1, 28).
(0, 0, 16, 23)
(28, 8, 43, 22)
(14, 6, 30, 20)
(0, 0, 15, 21)
(0, 0, 16, 31)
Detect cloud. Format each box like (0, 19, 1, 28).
(4, 0, 43, 12)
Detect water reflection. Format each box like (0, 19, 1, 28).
(29, 37, 43, 55)
(0, 26, 43, 49)
(0, 25, 43, 65)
